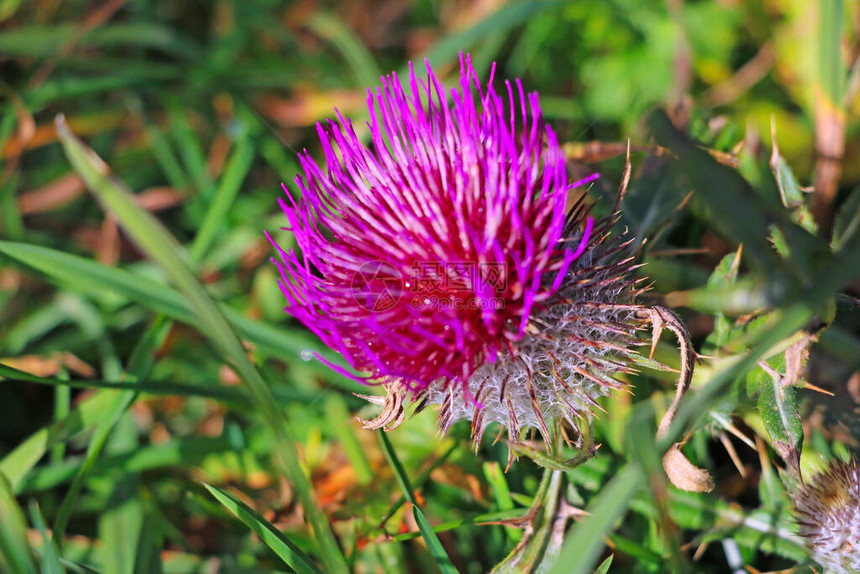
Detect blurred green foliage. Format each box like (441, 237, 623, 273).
(1, 1, 859, 573)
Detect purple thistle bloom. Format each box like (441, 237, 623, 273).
(269, 54, 642, 441)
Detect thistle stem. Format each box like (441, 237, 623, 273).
(491, 468, 566, 573)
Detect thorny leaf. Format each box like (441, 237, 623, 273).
(752, 357, 804, 479)
(743, 326, 818, 480)
(769, 119, 820, 279)
(783, 332, 816, 388)
(649, 109, 832, 285)
(770, 118, 816, 233)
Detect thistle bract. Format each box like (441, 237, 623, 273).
(269, 54, 642, 441)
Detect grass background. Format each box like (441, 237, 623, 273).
(1, 0, 859, 572)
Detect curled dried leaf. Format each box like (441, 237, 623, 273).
(642, 305, 716, 492)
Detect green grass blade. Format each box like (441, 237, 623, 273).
(819, 0, 845, 107)
(51, 380, 70, 465)
(483, 462, 521, 542)
(165, 98, 214, 205)
(378, 431, 418, 506)
(189, 136, 255, 264)
(133, 508, 164, 574)
(378, 431, 458, 574)
(203, 484, 323, 574)
(28, 501, 66, 574)
(55, 115, 349, 574)
(0, 171, 23, 239)
(0, 473, 38, 574)
(144, 122, 190, 191)
(412, 507, 459, 573)
(98, 415, 144, 574)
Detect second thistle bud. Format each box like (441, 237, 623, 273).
(794, 459, 860, 574)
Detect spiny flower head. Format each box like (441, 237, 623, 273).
(794, 459, 860, 573)
(269, 54, 643, 441)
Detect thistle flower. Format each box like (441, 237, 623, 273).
(268, 54, 643, 443)
(794, 459, 860, 573)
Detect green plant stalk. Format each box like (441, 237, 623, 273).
(378, 431, 458, 573)
(50, 379, 70, 464)
(491, 468, 564, 573)
(55, 115, 348, 574)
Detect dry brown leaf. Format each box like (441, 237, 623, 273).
(2, 113, 127, 160)
(256, 90, 365, 127)
(663, 444, 715, 493)
(18, 174, 85, 214)
(136, 187, 186, 211)
(1, 353, 96, 378)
